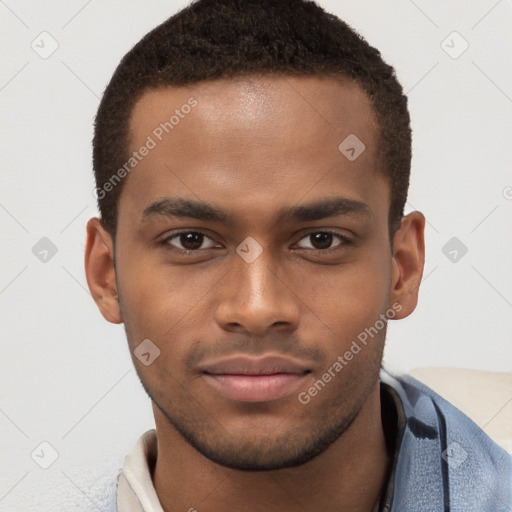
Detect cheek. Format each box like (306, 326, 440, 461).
(116, 250, 220, 344)
(295, 251, 392, 335)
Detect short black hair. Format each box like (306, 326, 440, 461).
(93, 0, 411, 237)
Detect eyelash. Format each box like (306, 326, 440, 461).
(160, 229, 352, 255)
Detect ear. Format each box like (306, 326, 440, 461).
(84, 217, 123, 324)
(388, 211, 425, 320)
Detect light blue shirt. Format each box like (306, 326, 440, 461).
(379, 369, 511, 511)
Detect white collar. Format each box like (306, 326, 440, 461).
(117, 429, 164, 512)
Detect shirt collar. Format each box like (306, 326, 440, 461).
(118, 428, 163, 512)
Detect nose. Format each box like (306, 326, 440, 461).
(214, 247, 300, 336)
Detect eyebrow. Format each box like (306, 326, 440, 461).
(141, 196, 371, 224)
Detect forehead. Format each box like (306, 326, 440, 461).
(121, 75, 387, 228)
(129, 75, 378, 147)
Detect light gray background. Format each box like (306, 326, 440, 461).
(1, 1, 511, 510)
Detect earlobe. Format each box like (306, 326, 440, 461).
(84, 218, 123, 324)
(389, 211, 425, 320)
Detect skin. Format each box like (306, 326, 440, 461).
(85, 75, 425, 512)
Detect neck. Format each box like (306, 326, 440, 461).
(153, 382, 389, 512)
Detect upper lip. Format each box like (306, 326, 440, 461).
(200, 355, 311, 376)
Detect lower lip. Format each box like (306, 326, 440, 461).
(203, 373, 306, 402)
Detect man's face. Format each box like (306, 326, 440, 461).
(109, 76, 402, 469)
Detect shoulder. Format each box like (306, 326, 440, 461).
(382, 369, 512, 511)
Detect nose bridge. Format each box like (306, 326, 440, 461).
(241, 252, 276, 306)
(214, 245, 300, 334)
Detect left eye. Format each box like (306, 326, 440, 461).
(165, 232, 218, 251)
(296, 232, 347, 250)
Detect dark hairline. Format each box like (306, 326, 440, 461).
(94, 0, 411, 244)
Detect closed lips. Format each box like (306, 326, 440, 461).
(199, 355, 312, 402)
(199, 355, 312, 376)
